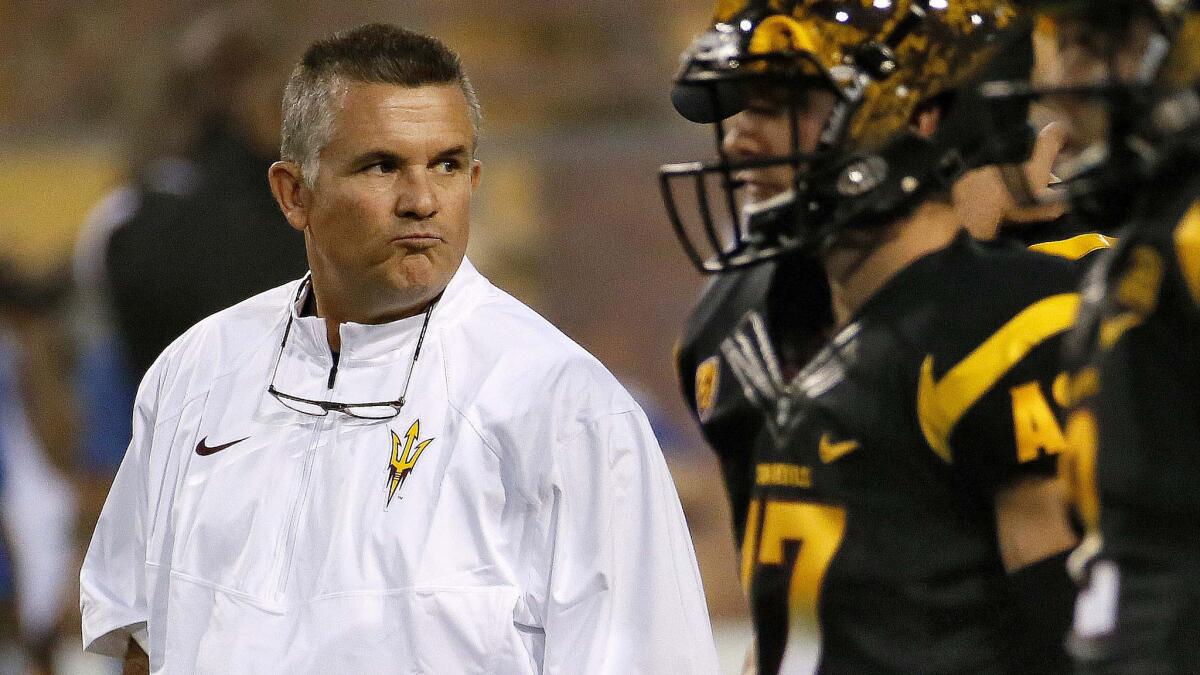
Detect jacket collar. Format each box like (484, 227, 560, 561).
(255, 259, 485, 424)
(285, 257, 486, 365)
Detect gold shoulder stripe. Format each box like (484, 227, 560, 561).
(1028, 233, 1116, 261)
(917, 293, 1081, 463)
(1174, 200, 1200, 304)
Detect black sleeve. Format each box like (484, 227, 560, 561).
(1008, 550, 1075, 674)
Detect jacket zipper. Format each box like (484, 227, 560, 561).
(274, 416, 329, 598)
(327, 349, 340, 389)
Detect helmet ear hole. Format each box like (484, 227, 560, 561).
(671, 80, 747, 123)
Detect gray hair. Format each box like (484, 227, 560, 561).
(280, 23, 482, 185)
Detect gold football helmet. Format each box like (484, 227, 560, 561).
(660, 0, 1032, 273)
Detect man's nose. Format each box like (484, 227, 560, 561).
(395, 168, 438, 220)
(721, 111, 764, 160)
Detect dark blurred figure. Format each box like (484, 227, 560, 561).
(69, 13, 307, 669)
(0, 261, 80, 675)
(72, 6, 309, 502)
(77, 7, 308, 381)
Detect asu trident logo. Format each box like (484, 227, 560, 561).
(386, 420, 434, 509)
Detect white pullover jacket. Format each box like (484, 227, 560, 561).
(81, 260, 718, 674)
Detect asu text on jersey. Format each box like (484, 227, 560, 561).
(740, 234, 1081, 674)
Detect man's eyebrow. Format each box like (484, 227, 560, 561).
(433, 145, 470, 161)
(352, 149, 402, 165)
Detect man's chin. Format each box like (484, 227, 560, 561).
(388, 253, 458, 300)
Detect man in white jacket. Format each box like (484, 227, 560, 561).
(80, 23, 718, 674)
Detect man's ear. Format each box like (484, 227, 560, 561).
(470, 159, 482, 191)
(268, 161, 311, 232)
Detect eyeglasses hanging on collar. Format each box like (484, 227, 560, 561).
(267, 276, 437, 420)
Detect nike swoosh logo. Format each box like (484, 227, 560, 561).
(916, 293, 1080, 463)
(818, 434, 859, 464)
(195, 436, 250, 456)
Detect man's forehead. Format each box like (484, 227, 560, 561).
(328, 81, 474, 149)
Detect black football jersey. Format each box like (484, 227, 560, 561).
(738, 233, 1082, 674)
(1062, 155, 1200, 547)
(676, 253, 831, 541)
(674, 228, 1105, 549)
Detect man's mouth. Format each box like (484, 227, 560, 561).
(392, 232, 444, 248)
(736, 173, 785, 201)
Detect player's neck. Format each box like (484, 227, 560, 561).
(824, 200, 961, 329)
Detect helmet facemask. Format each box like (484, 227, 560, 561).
(660, 17, 849, 273)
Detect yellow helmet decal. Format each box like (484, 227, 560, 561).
(748, 14, 826, 57)
(847, 1, 1018, 151)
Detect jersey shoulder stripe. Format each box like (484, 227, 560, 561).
(917, 292, 1081, 462)
(1028, 233, 1116, 261)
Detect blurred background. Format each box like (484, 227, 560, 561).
(0, 1, 755, 672)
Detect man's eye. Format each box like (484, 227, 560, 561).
(364, 161, 396, 174)
(433, 160, 461, 174)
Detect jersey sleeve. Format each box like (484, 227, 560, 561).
(918, 292, 1079, 491)
(79, 366, 159, 657)
(534, 409, 719, 674)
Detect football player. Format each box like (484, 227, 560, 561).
(670, 1, 1113, 557)
(1013, 1, 1200, 672)
(661, 1, 1084, 672)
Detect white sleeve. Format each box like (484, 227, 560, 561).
(539, 409, 719, 675)
(79, 372, 156, 657)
